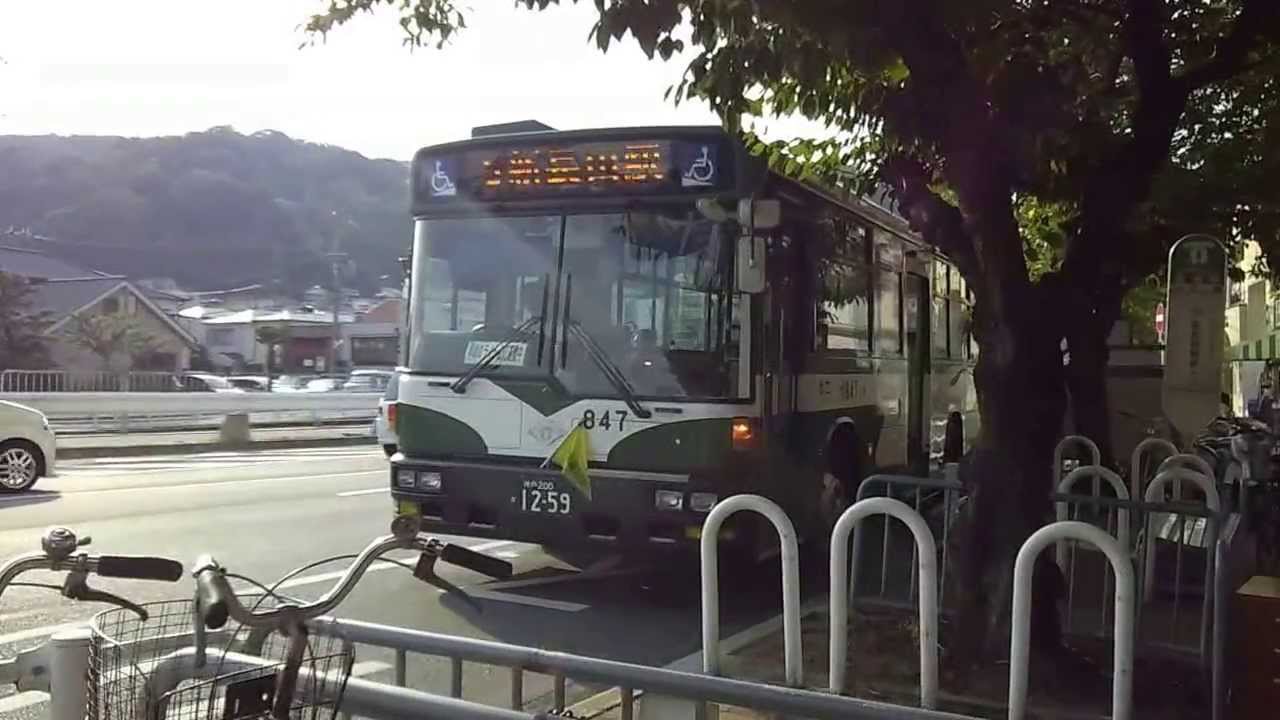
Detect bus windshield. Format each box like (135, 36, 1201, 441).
(409, 207, 749, 400)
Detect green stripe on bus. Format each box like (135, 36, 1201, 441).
(398, 403, 488, 456)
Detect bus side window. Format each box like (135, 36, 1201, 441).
(815, 219, 870, 353)
(949, 266, 966, 360)
(876, 268, 902, 355)
(932, 260, 949, 359)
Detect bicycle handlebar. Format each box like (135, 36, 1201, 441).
(0, 528, 185, 609)
(193, 530, 513, 630)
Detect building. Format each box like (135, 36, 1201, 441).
(1, 246, 197, 373)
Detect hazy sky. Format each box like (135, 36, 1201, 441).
(0, 0, 816, 160)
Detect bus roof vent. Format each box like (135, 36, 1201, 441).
(471, 120, 557, 138)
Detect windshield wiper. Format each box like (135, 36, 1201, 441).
(565, 321, 652, 419)
(451, 316, 542, 394)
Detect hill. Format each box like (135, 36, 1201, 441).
(0, 128, 410, 293)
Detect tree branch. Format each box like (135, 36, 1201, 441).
(883, 157, 980, 283)
(1178, 0, 1280, 91)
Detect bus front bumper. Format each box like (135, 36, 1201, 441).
(390, 458, 735, 552)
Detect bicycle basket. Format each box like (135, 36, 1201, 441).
(88, 598, 353, 720)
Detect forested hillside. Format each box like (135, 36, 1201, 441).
(0, 127, 409, 292)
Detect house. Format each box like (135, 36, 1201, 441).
(195, 307, 357, 373)
(1, 246, 197, 373)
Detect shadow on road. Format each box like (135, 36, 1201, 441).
(0, 490, 61, 508)
(435, 555, 825, 669)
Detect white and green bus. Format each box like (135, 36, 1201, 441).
(391, 125, 977, 557)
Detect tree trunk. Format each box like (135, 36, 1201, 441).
(1064, 301, 1121, 468)
(951, 281, 1068, 666)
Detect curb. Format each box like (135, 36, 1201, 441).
(58, 434, 378, 459)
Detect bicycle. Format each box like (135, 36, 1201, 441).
(0, 526, 185, 719)
(97, 514, 516, 720)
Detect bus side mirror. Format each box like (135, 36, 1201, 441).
(736, 235, 767, 294)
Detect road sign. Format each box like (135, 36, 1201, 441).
(1154, 302, 1166, 342)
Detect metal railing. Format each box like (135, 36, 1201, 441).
(1130, 437, 1178, 506)
(1008, 521, 1135, 720)
(1053, 435, 1100, 494)
(829, 497, 938, 708)
(700, 494, 803, 686)
(304, 617, 977, 720)
(848, 469, 963, 609)
(0, 369, 182, 392)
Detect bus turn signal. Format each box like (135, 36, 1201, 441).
(731, 417, 756, 450)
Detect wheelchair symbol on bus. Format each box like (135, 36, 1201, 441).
(430, 160, 457, 197)
(682, 145, 716, 187)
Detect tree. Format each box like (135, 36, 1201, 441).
(0, 272, 51, 371)
(307, 0, 1280, 663)
(255, 323, 292, 391)
(63, 313, 160, 376)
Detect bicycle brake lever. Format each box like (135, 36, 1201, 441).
(413, 552, 481, 614)
(62, 572, 149, 620)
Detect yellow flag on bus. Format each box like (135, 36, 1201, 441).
(550, 423, 591, 499)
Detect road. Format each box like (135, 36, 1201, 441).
(0, 446, 806, 717)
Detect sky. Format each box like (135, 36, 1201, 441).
(0, 0, 818, 161)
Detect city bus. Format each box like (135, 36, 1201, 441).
(390, 124, 977, 558)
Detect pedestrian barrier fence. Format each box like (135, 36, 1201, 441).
(1053, 435, 1100, 494)
(1129, 437, 1178, 512)
(1154, 453, 1215, 503)
(1054, 466, 1130, 569)
(303, 617, 977, 720)
(1008, 521, 1135, 720)
(849, 471, 963, 609)
(700, 495, 802, 686)
(828, 497, 938, 709)
(1141, 467, 1223, 667)
(0, 369, 182, 392)
(1052, 466, 1131, 639)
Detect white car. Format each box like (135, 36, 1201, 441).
(373, 373, 399, 457)
(0, 400, 56, 493)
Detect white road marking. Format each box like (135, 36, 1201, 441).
(0, 622, 77, 646)
(468, 590, 588, 612)
(0, 691, 44, 713)
(336, 487, 387, 497)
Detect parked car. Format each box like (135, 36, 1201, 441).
(271, 375, 312, 392)
(228, 376, 270, 392)
(300, 377, 345, 393)
(373, 373, 399, 457)
(343, 369, 394, 393)
(0, 400, 56, 493)
(179, 373, 244, 393)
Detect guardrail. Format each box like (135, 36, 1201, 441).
(1, 392, 379, 433)
(0, 369, 181, 392)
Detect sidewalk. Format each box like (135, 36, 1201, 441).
(57, 424, 377, 458)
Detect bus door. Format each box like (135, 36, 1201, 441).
(904, 272, 930, 473)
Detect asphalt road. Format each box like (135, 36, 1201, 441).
(0, 446, 806, 717)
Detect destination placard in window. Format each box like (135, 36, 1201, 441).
(464, 341, 528, 367)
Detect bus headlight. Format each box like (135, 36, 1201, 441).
(395, 469, 417, 488)
(688, 493, 719, 513)
(417, 472, 444, 492)
(654, 489, 684, 511)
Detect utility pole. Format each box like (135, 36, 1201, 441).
(327, 251, 348, 374)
